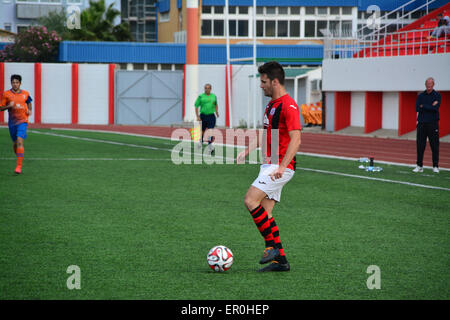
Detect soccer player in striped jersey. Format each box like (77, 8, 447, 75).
(0, 74, 33, 174)
(237, 61, 301, 272)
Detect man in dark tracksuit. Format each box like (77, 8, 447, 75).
(413, 77, 441, 173)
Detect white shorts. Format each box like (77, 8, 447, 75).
(251, 164, 295, 202)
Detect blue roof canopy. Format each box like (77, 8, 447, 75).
(59, 41, 323, 65)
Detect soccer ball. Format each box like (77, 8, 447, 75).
(207, 245, 234, 272)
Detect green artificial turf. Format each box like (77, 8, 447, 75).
(0, 128, 448, 299)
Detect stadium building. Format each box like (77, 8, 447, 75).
(0, 0, 448, 138)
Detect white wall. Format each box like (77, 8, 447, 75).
(41, 63, 72, 124)
(78, 64, 109, 125)
(350, 92, 365, 127)
(3, 63, 111, 125)
(382, 92, 399, 130)
(322, 54, 450, 92)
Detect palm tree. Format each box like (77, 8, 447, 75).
(68, 0, 132, 41)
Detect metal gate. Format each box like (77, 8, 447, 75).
(115, 70, 183, 125)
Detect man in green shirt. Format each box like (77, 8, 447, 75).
(194, 83, 219, 153)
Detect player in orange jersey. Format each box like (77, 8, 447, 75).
(0, 74, 33, 174)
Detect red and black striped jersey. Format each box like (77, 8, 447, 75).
(263, 94, 301, 170)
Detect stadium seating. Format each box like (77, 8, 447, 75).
(301, 102, 322, 127)
(354, 4, 450, 58)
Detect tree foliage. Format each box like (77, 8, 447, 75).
(0, 26, 62, 62)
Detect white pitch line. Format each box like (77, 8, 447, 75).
(0, 158, 173, 161)
(23, 129, 450, 192)
(29, 130, 174, 152)
(41, 126, 449, 172)
(298, 167, 450, 191)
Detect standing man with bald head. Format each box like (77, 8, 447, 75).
(195, 83, 219, 154)
(413, 77, 441, 173)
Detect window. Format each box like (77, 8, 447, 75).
(278, 21, 288, 37)
(305, 7, 315, 15)
(291, 7, 300, 15)
(266, 20, 275, 37)
(317, 7, 328, 15)
(342, 20, 352, 36)
(305, 20, 315, 37)
(256, 7, 264, 14)
(229, 6, 236, 14)
(289, 21, 300, 37)
(214, 20, 224, 36)
(4, 24, 12, 32)
(160, 12, 169, 22)
(330, 7, 340, 15)
(215, 6, 224, 14)
(278, 7, 288, 15)
(202, 20, 212, 36)
(239, 7, 248, 14)
(17, 25, 29, 34)
(342, 7, 352, 15)
(229, 20, 236, 36)
(202, 6, 212, 14)
(238, 20, 248, 37)
(316, 20, 327, 37)
(256, 20, 264, 37)
(329, 20, 340, 36)
(266, 7, 275, 15)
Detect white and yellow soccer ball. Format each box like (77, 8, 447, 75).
(207, 245, 234, 272)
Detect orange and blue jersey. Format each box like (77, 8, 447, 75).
(1, 89, 33, 125)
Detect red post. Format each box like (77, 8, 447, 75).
(225, 65, 232, 128)
(398, 91, 417, 136)
(108, 64, 115, 125)
(364, 92, 382, 134)
(334, 92, 351, 131)
(34, 63, 42, 124)
(71, 64, 79, 124)
(439, 91, 450, 138)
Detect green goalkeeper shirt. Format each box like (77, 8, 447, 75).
(195, 93, 217, 115)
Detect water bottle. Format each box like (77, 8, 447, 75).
(367, 157, 374, 171)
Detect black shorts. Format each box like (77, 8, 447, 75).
(200, 113, 216, 132)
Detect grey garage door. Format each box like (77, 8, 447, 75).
(116, 70, 183, 125)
